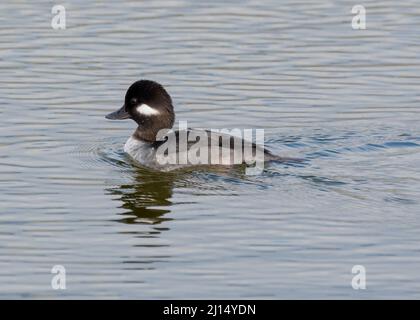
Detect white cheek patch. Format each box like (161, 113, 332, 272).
(136, 104, 160, 116)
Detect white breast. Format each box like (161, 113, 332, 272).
(124, 136, 156, 166)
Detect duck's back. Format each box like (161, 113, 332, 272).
(124, 129, 281, 170)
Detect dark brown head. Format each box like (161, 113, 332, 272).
(106, 80, 175, 141)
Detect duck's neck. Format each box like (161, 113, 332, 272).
(132, 127, 157, 143)
(132, 126, 173, 143)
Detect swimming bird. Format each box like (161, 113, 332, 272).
(106, 80, 287, 171)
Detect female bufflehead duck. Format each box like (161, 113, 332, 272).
(106, 80, 285, 171)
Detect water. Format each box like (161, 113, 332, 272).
(1, 0, 420, 299)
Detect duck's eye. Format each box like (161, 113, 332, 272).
(130, 98, 137, 106)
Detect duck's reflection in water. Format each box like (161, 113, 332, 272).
(107, 168, 176, 225)
(107, 160, 266, 228)
(107, 164, 250, 226)
(105, 168, 178, 270)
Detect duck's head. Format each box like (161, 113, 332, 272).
(106, 80, 175, 141)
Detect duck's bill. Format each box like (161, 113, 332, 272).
(105, 105, 130, 120)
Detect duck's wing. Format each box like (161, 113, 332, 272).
(194, 130, 303, 162)
(152, 129, 282, 162)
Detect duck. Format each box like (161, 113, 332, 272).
(106, 80, 288, 172)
